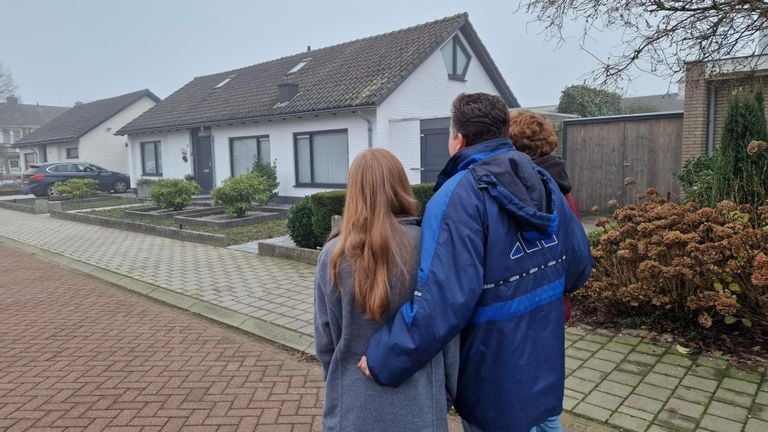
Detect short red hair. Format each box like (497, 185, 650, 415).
(508, 110, 558, 158)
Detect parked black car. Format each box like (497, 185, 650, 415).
(22, 162, 131, 197)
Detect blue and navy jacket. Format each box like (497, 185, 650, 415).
(365, 138, 593, 432)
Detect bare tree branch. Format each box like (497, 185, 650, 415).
(0, 63, 19, 99)
(521, 0, 768, 87)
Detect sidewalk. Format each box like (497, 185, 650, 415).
(1, 208, 766, 431)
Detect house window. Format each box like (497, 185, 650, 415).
(288, 59, 311, 74)
(230, 136, 270, 177)
(0, 129, 8, 144)
(66, 147, 79, 159)
(141, 141, 162, 176)
(294, 130, 348, 187)
(440, 35, 471, 80)
(9, 159, 19, 169)
(24, 153, 36, 169)
(11, 129, 21, 143)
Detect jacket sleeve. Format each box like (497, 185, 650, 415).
(365, 173, 485, 387)
(314, 246, 338, 379)
(559, 197, 593, 294)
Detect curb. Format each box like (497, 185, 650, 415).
(0, 235, 315, 355)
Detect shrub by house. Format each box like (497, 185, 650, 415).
(150, 179, 201, 211)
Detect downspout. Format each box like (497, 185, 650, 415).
(706, 83, 716, 154)
(357, 112, 373, 148)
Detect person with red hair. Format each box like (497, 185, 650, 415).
(509, 110, 581, 322)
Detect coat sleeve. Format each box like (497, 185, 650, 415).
(314, 246, 338, 379)
(365, 173, 485, 387)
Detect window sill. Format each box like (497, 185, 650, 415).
(141, 173, 163, 177)
(294, 183, 346, 189)
(448, 75, 467, 82)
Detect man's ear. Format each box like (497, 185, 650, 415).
(455, 132, 467, 152)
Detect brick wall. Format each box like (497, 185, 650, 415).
(682, 63, 709, 162)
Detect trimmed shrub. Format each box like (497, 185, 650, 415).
(412, 183, 436, 216)
(578, 192, 768, 337)
(52, 178, 98, 199)
(150, 179, 200, 211)
(310, 190, 346, 241)
(251, 160, 279, 203)
(212, 174, 269, 217)
(287, 197, 322, 249)
(136, 178, 158, 188)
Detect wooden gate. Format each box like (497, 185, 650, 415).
(563, 112, 683, 213)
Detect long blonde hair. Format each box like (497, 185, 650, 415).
(329, 149, 419, 321)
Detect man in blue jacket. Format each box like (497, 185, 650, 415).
(359, 93, 593, 432)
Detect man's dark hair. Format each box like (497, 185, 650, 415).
(451, 93, 509, 146)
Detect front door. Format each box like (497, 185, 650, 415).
(192, 129, 214, 193)
(420, 118, 451, 184)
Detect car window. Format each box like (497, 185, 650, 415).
(46, 165, 62, 173)
(79, 164, 98, 173)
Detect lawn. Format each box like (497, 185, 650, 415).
(87, 206, 288, 245)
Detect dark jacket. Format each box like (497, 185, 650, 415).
(534, 154, 581, 220)
(364, 138, 593, 432)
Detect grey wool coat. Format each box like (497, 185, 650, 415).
(314, 220, 459, 432)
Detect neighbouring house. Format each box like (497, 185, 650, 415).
(0, 96, 68, 174)
(14, 90, 160, 174)
(117, 13, 519, 196)
(621, 92, 685, 114)
(683, 55, 768, 162)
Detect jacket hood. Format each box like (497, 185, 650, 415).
(534, 154, 572, 194)
(436, 138, 559, 238)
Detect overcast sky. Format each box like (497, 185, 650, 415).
(2, 0, 674, 108)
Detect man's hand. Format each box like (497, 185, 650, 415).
(357, 356, 372, 379)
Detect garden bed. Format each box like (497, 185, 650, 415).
(85, 206, 288, 246)
(175, 210, 282, 228)
(124, 205, 215, 220)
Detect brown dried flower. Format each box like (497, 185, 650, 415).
(624, 177, 637, 186)
(698, 312, 713, 328)
(607, 199, 620, 209)
(747, 140, 768, 156)
(752, 268, 768, 287)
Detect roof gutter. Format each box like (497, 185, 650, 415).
(117, 105, 378, 136)
(706, 83, 716, 154)
(357, 111, 374, 148)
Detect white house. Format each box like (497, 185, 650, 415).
(0, 96, 68, 173)
(117, 13, 519, 198)
(14, 90, 160, 174)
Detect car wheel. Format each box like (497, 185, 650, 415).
(46, 185, 60, 197)
(112, 179, 129, 193)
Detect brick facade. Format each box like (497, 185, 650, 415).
(682, 62, 768, 163)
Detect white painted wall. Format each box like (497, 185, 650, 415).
(376, 31, 505, 183)
(127, 130, 191, 188)
(79, 96, 157, 174)
(126, 112, 370, 197)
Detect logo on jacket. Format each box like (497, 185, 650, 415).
(510, 232, 558, 260)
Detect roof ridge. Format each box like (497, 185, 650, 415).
(192, 12, 468, 80)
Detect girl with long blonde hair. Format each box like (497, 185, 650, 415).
(314, 148, 457, 432)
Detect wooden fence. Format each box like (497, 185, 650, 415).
(562, 112, 684, 213)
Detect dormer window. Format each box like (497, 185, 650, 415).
(440, 36, 471, 81)
(288, 58, 311, 74)
(214, 74, 236, 88)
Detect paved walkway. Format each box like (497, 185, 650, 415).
(0, 244, 326, 432)
(1, 208, 767, 431)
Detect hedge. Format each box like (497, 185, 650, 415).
(310, 190, 346, 242)
(290, 184, 437, 247)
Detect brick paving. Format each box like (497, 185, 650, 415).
(0, 209, 316, 337)
(1, 207, 767, 431)
(0, 244, 325, 432)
